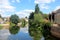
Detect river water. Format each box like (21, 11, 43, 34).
(0, 27, 44, 40)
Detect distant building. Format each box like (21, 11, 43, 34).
(49, 9, 60, 24)
(25, 18, 28, 22)
(0, 17, 10, 24)
(0, 18, 4, 24)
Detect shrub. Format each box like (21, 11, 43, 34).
(42, 22, 52, 40)
(21, 19, 27, 27)
(10, 22, 15, 27)
(29, 13, 43, 40)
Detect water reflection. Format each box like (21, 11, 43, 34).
(0, 27, 32, 40)
(8, 27, 32, 40)
(29, 26, 42, 40)
(9, 26, 20, 34)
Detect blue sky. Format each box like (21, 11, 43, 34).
(0, 0, 60, 18)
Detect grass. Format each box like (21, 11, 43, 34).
(0, 24, 3, 30)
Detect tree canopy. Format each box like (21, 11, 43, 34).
(29, 12, 34, 19)
(35, 4, 40, 14)
(10, 14, 19, 25)
(0, 14, 2, 18)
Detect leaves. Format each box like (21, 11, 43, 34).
(10, 14, 19, 25)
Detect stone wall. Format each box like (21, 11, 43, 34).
(55, 13, 60, 24)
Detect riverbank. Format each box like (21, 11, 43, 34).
(0, 23, 22, 29)
(51, 24, 60, 38)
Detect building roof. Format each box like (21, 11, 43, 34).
(52, 9, 60, 14)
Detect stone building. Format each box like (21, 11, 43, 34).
(0, 18, 4, 24)
(49, 9, 60, 38)
(49, 9, 60, 24)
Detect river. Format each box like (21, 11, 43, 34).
(0, 27, 44, 40)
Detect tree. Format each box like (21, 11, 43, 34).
(40, 11, 43, 14)
(21, 19, 27, 27)
(0, 14, 2, 18)
(43, 14, 49, 19)
(35, 4, 40, 14)
(10, 14, 19, 25)
(29, 12, 34, 19)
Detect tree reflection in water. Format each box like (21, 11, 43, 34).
(29, 21, 42, 40)
(9, 26, 20, 34)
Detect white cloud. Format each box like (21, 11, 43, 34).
(16, 0, 20, 3)
(0, 0, 15, 17)
(40, 4, 49, 9)
(54, 6, 60, 11)
(34, 0, 55, 9)
(12, 0, 20, 3)
(16, 9, 34, 18)
(34, 0, 55, 4)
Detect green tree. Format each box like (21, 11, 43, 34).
(10, 14, 19, 25)
(35, 4, 40, 14)
(9, 26, 20, 34)
(29, 9, 43, 40)
(29, 13, 43, 40)
(40, 11, 43, 14)
(0, 14, 2, 18)
(29, 12, 34, 19)
(21, 19, 27, 27)
(43, 14, 49, 19)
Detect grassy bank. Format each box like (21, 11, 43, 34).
(0, 24, 3, 29)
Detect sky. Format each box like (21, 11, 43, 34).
(0, 0, 60, 18)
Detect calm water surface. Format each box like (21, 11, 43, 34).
(0, 27, 44, 40)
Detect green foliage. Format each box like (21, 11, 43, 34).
(0, 14, 2, 18)
(35, 4, 40, 14)
(9, 14, 20, 34)
(43, 14, 49, 19)
(29, 4, 44, 40)
(9, 26, 20, 34)
(40, 11, 43, 14)
(29, 20, 42, 40)
(42, 22, 51, 36)
(21, 19, 27, 27)
(0, 24, 3, 30)
(29, 13, 43, 40)
(34, 13, 43, 22)
(10, 14, 19, 25)
(29, 12, 34, 19)
(10, 22, 15, 27)
(42, 21, 59, 40)
(29, 4, 57, 40)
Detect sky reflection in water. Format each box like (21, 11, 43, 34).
(0, 27, 44, 40)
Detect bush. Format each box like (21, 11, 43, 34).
(29, 13, 43, 40)
(29, 20, 42, 40)
(21, 19, 27, 27)
(42, 22, 52, 40)
(43, 14, 49, 19)
(34, 13, 43, 22)
(10, 22, 15, 27)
